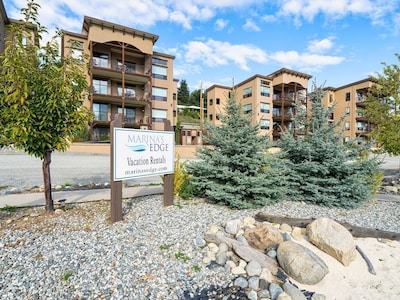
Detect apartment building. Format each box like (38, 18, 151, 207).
(0, 0, 7, 54)
(322, 78, 375, 142)
(206, 68, 312, 141)
(61, 16, 178, 141)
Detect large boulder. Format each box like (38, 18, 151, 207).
(307, 217, 356, 266)
(244, 223, 284, 251)
(277, 241, 329, 285)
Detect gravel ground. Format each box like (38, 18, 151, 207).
(1, 193, 399, 300)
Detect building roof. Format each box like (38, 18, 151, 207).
(1, 0, 8, 24)
(267, 67, 313, 80)
(205, 84, 231, 93)
(82, 16, 159, 44)
(324, 77, 376, 91)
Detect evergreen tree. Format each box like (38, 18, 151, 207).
(177, 79, 190, 105)
(188, 89, 207, 107)
(277, 85, 381, 208)
(187, 91, 287, 209)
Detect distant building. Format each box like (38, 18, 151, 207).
(322, 78, 375, 143)
(0, 0, 7, 54)
(206, 68, 312, 141)
(61, 16, 178, 141)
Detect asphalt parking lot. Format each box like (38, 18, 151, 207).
(0, 149, 162, 191)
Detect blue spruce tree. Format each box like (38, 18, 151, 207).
(277, 85, 381, 208)
(187, 91, 287, 209)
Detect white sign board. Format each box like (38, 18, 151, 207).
(113, 128, 174, 181)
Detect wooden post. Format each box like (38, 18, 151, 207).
(110, 114, 123, 223)
(163, 119, 174, 206)
(199, 81, 203, 145)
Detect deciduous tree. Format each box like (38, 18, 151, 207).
(0, 0, 92, 212)
(364, 53, 400, 155)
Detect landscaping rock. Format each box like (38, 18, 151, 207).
(307, 217, 356, 266)
(277, 241, 329, 285)
(244, 223, 284, 251)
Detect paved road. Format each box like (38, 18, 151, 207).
(0, 149, 162, 191)
(1, 148, 399, 192)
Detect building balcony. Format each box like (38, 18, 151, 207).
(355, 127, 371, 135)
(272, 112, 294, 122)
(272, 94, 297, 107)
(92, 115, 150, 128)
(356, 115, 369, 122)
(92, 90, 151, 106)
(92, 58, 150, 84)
(356, 99, 367, 107)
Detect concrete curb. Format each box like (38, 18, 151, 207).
(0, 185, 163, 208)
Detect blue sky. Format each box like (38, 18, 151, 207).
(4, 0, 400, 92)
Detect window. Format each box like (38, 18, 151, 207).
(243, 87, 252, 98)
(209, 114, 213, 121)
(260, 80, 270, 86)
(216, 98, 220, 105)
(71, 49, 83, 60)
(273, 107, 280, 116)
(152, 57, 168, 65)
(117, 60, 136, 73)
(173, 93, 177, 100)
(118, 107, 136, 123)
(152, 109, 167, 122)
(345, 107, 350, 115)
(152, 87, 168, 101)
(118, 85, 136, 97)
(345, 92, 351, 101)
(152, 65, 167, 80)
(209, 99, 213, 106)
(260, 103, 270, 113)
(260, 86, 270, 97)
(243, 103, 252, 114)
(329, 95, 333, 103)
(344, 122, 350, 130)
(93, 103, 108, 121)
(93, 79, 108, 94)
(357, 122, 364, 131)
(21, 36, 28, 46)
(93, 53, 108, 68)
(260, 119, 270, 130)
(344, 136, 350, 143)
(357, 91, 363, 102)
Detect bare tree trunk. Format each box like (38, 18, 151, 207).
(42, 150, 54, 213)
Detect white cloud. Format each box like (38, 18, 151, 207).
(262, 14, 278, 23)
(215, 18, 229, 31)
(269, 50, 345, 71)
(276, 0, 400, 27)
(183, 39, 268, 71)
(243, 18, 261, 32)
(307, 38, 335, 54)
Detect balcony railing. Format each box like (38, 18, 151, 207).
(92, 58, 147, 75)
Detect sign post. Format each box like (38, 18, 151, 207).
(110, 114, 123, 223)
(110, 117, 175, 223)
(163, 120, 174, 206)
